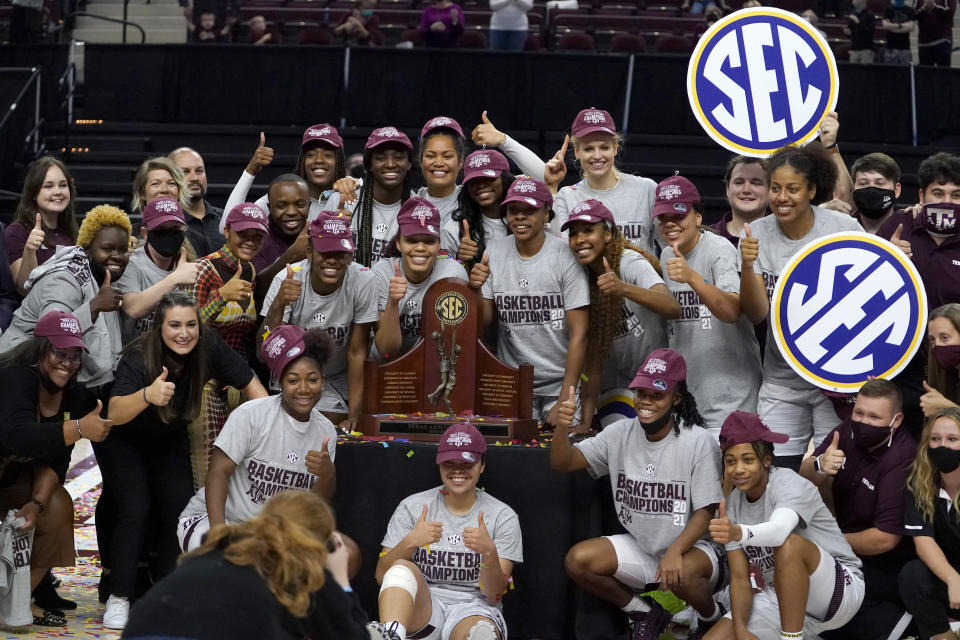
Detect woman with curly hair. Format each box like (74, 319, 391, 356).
(126, 491, 372, 640)
(0, 204, 130, 392)
(562, 198, 680, 433)
(6, 156, 80, 293)
(898, 407, 960, 640)
(739, 144, 863, 470)
(446, 149, 514, 270)
(551, 349, 725, 640)
(655, 175, 761, 440)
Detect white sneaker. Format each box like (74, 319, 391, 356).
(103, 595, 130, 630)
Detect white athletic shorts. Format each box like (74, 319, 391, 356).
(409, 586, 507, 640)
(605, 533, 725, 592)
(723, 541, 865, 639)
(177, 512, 213, 552)
(757, 381, 839, 457)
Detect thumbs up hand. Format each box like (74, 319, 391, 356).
(709, 498, 741, 545)
(666, 242, 696, 284)
(306, 437, 334, 477)
(90, 269, 123, 314)
(145, 366, 176, 406)
(891, 223, 912, 258)
(471, 110, 507, 148)
(818, 430, 845, 476)
(408, 505, 443, 547)
(554, 385, 578, 434)
(77, 400, 113, 442)
(246, 131, 274, 175)
(388, 259, 408, 303)
(25, 213, 45, 253)
(469, 251, 491, 289)
(276, 263, 303, 307)
(921, 380, 955, 417)
(596, 257, 622, 296)
(219, 262, 253, 302)
(171, 246, 200, 286)
(818, 111, 840, 149)
(739, 223, 759, 269)
(463, 511, 496, 556)
(544, 135, 569, 191)
(457, 219, 480, 262)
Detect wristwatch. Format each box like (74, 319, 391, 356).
(813, 455, 824, 474)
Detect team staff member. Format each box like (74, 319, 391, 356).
(116, 197, 199, 339)
(739, 145, 863, 469)
(710, 156, 768, 245)
(849, 153, 902, 235)
(99, 291, 267, 630)
(551, 350, 725, 640)
(655, 175, 761, 438)
(261, 213, 378, 429)
(543, 108, 658, 253)
(899, 407, 960, 640)
(371, 197, 467, 361)
(375, 424, 523, 640)
(563, 198, 678, 432)
(707, 412, 865, 640)
(470, 177, 588, 426)
(923, 304, 960, 417)
(800, 379, 917, 640)
(223, 126, 349, 232)
(169, 147, 225, 257)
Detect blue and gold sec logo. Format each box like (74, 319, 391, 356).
(771, 232, 927, 392)
(687, 7, 838, 157)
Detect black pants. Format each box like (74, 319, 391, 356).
(919, 42, 952, 67)
(899, 558, 960, 638)
(92, 429, 194, 599)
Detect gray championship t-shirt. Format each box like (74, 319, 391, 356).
(416, 186, 463, 230)
(662, 232, 762, 434)
(481, 234, 590, 397)
(261, 261, 378, 379)
(553, 173, 658, 253)
(370, 256, 468, 356)
(352, 199, 401, 265)
(440, 215, 510, 258)
(180, 395, 337, 524)
(575, 419, 722, 558)
(116, 246, 174, 339)
(725, 467, 863, 586)
(739, 206, 862, 388)
(381, 487, 523, 594)
(604, 250, 669, 390)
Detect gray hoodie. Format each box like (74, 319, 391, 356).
(0, 245, 122, 387)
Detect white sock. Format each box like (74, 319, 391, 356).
(780, 631, 802, 640)
(622, 595, 651, 613)
(387, 621, 407, 640)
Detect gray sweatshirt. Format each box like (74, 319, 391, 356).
(0, 246, 122, 387)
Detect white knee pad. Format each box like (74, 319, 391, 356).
(380, 564, 419, 601)
(465, 619, 498, 640)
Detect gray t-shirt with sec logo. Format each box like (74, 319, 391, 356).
(382, 487, 523, 594)
(575, 419, 722, 558)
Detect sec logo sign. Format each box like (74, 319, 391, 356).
(771, 232, 927, 392)
(687, 7, 838, 157)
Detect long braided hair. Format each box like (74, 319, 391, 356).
(452, 173, 514, 269)
(355, 146, 415, 267)
(587, 222, 662, 360)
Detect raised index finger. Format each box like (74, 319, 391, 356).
(556, 134, 570, 160)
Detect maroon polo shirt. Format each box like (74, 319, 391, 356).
(251, 218, 296, 273)
(709, 212, 739, 246)
(877, 210, 960, 310)
(4, 221, 75, 266)
(814, 421, 917, 536)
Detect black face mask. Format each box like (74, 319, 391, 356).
(852, 187, 895, 219)
(850, 418, 893, 450)
(934, 345, 960, 370)
(147, 229, 186, 258)
(928, 445, 960, 474)
(638, 409, 673, 435)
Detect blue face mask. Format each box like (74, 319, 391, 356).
(360, 9, 373, 17)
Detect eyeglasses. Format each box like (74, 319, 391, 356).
(51, 349, 83, 365)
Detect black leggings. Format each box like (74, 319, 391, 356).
(899, 558, 960, 639)
(93, 429, 194, 599)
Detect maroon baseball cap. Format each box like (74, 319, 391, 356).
(301, 123, 344, 149)
(225, 202, 269, 233)
(142, 196, 185, 229)
(310, 211, 355, 253)
(35, 310, 87, 351)
(420, 116, 465, 139)
(629, 349, 687, 392)
(396, 196, 441, 238)
(653, 175, 701, 218)
(560, 199, 615, 231)
(436, 424, 487, 464)
(261, 325, 306, 379)
(571, 108, 617, 138)
(501, 176, 553, 209)
(463, 150, 509, 184)
(365, 126, 413, 151)
(719, 411, 789, 452)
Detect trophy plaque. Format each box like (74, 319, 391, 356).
(358, 277, 537, 442)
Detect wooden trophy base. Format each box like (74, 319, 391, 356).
(358, 414, 539, 443)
